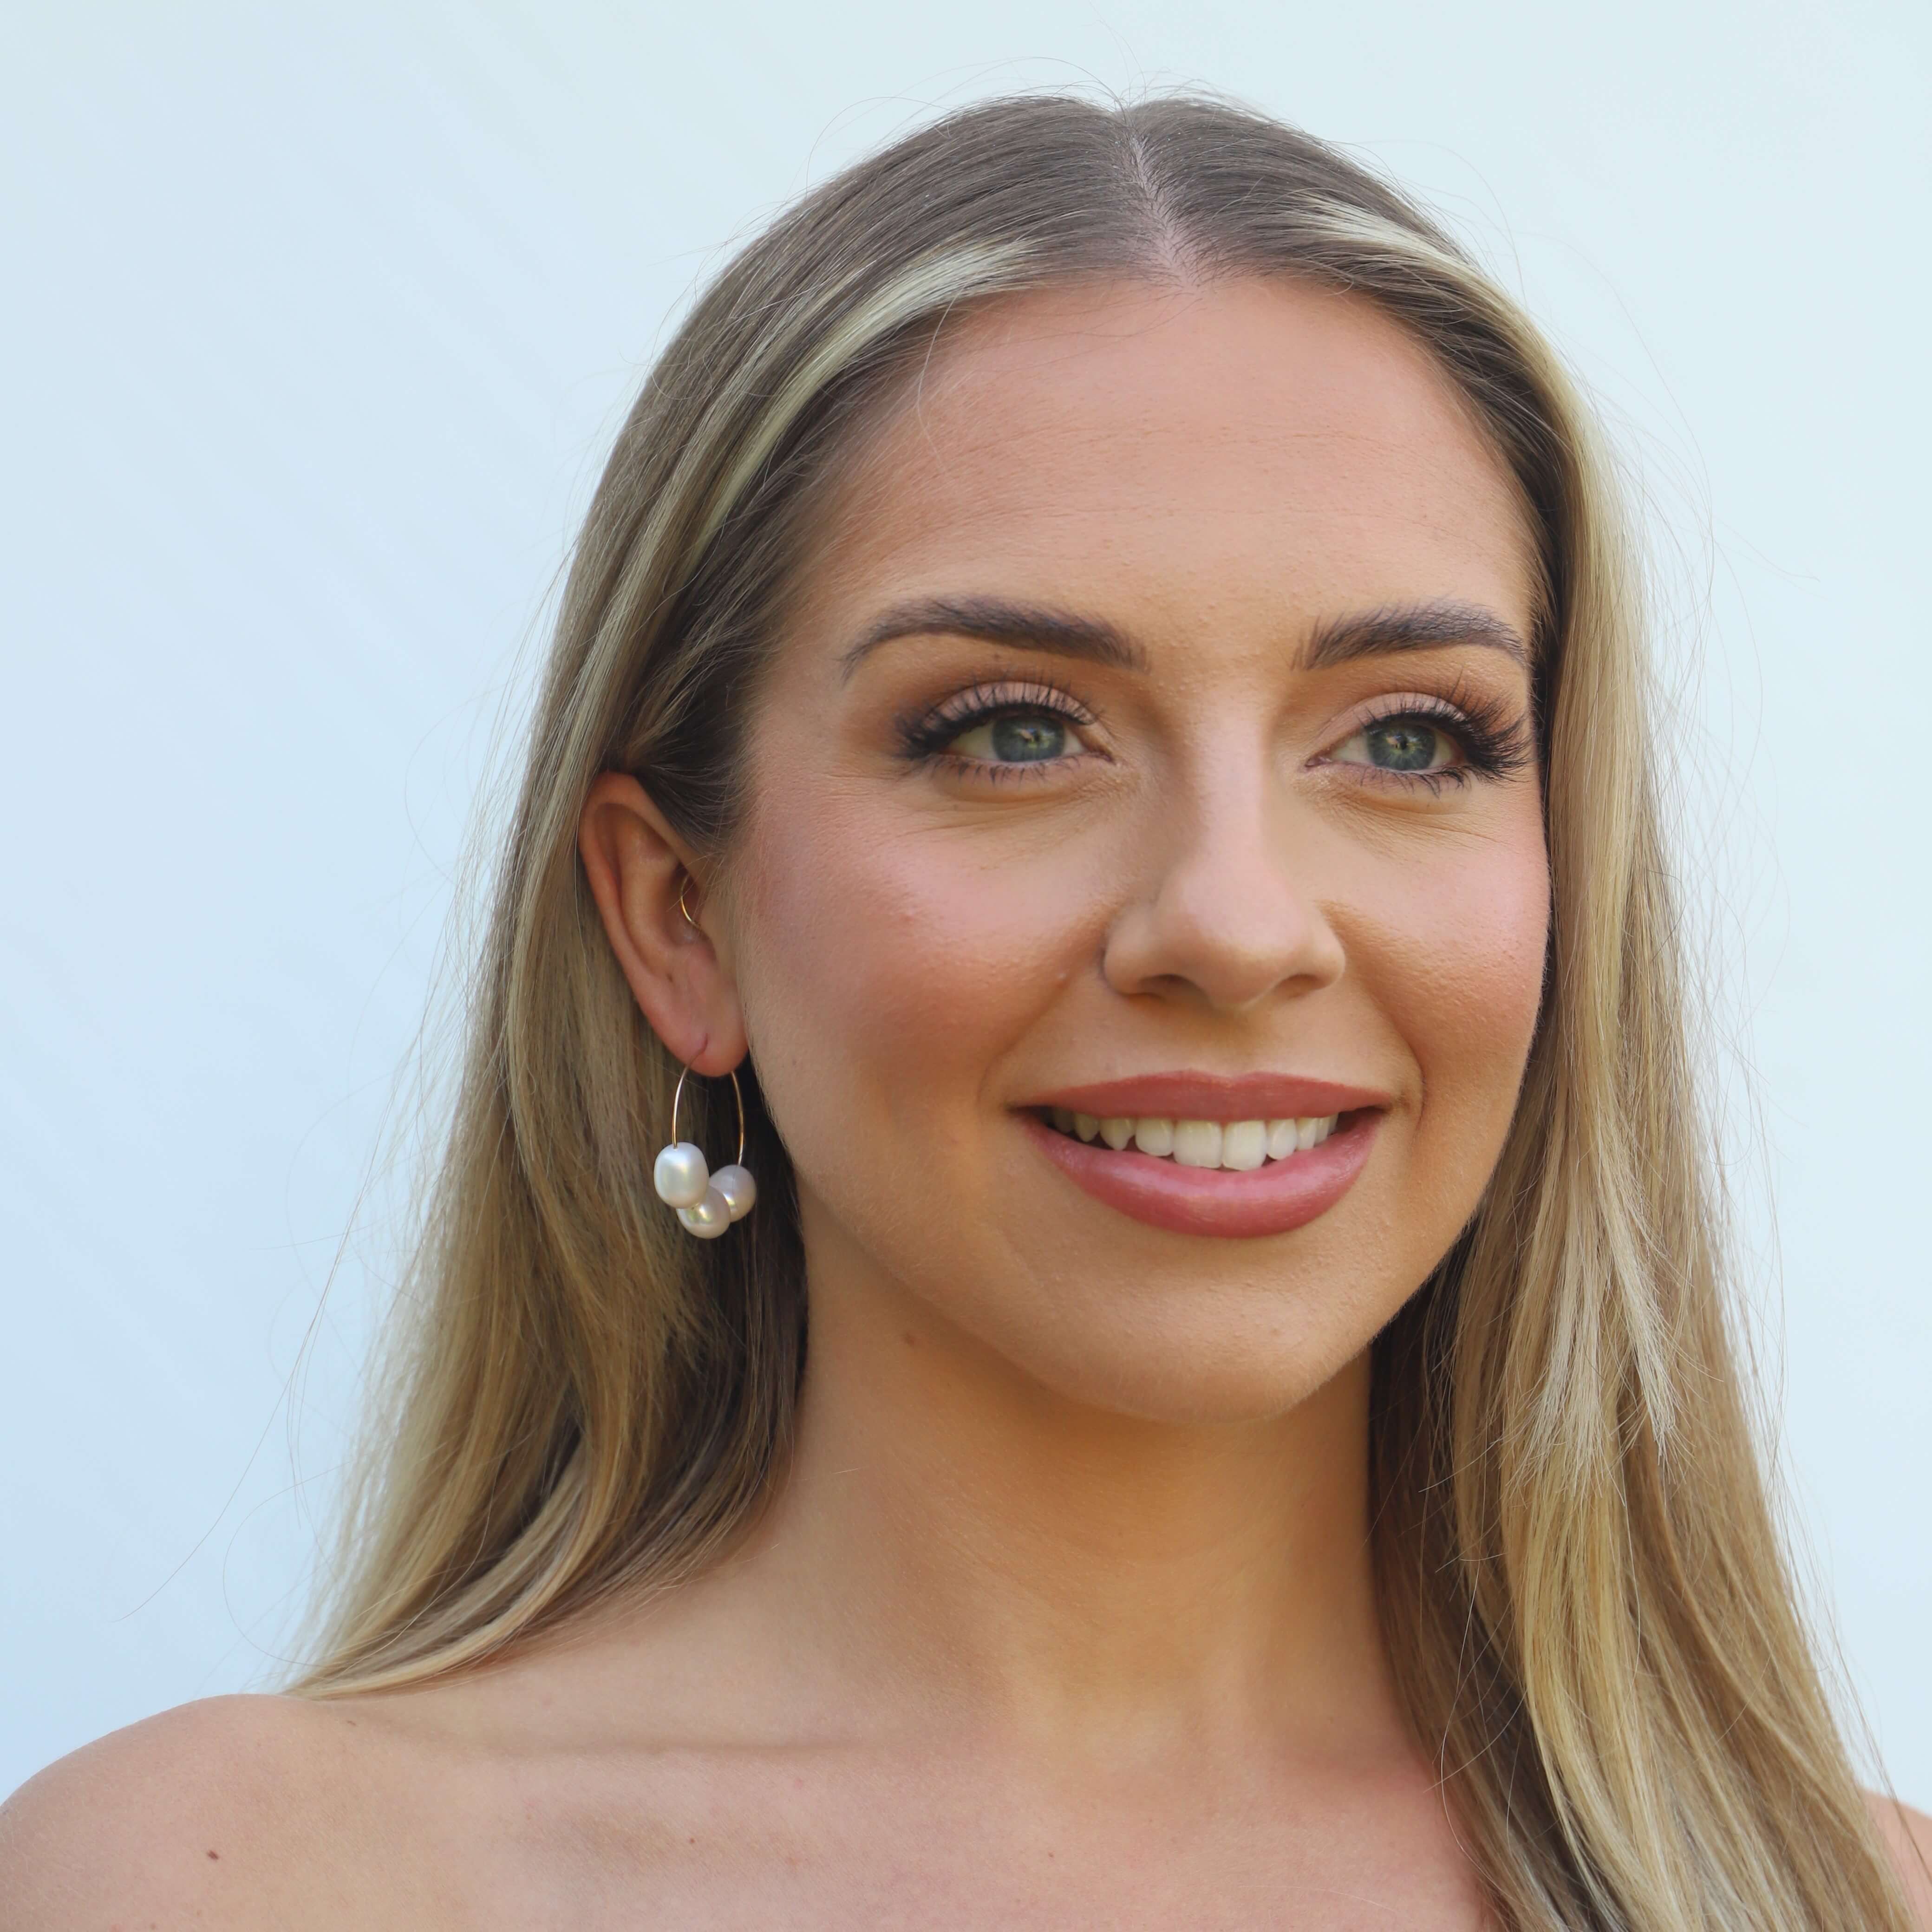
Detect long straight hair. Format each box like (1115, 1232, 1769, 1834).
(296, 93, 1912, 1928)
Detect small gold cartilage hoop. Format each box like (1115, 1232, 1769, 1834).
(677, 874, 702, 933)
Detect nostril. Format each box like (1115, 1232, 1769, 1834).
(1097, 884, 1347, 1013)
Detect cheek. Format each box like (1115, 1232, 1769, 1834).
(729, 780, 1096, 1162)
(1351, 814, 1549, 1136)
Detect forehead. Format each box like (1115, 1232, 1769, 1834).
(800, 277, 1537, 642)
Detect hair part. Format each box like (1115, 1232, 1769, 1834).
(295, 91, 1913, 1930)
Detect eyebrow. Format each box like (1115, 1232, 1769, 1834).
(838, 593, 1530, 679)
(839, 596, 1149, 679)
(1301, 600, 1532, 672)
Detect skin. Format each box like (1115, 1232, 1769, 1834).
(5, 278, 1928, 1931)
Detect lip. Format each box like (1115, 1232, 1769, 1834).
(1028, 1071, 1391, 1122)
(1022, 1105, 1384, 1240)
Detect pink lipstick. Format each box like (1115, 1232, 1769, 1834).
(1018, 1072, 1389, 1240)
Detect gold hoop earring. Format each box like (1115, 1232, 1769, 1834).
(651, 1064, 755, 1239)
(677, 873, 703, 933)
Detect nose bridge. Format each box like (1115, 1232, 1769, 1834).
(1104, 738, 1345, 1012)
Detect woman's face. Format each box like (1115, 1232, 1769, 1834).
(728, 277, 1549, 1423)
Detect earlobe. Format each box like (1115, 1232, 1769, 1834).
(576, 772, 748, 1074)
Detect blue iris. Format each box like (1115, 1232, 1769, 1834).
(990, 715, 1065, 762)
(1365, 720, 1438, 771)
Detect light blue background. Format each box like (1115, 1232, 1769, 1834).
(3, 1, 1926, 1804)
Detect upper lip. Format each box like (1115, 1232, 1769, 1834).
(1023, 1071, 1393, 1121)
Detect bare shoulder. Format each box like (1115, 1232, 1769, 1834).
(0, 1692, 421, 1931)
(1869, 1791, 1932, 1928)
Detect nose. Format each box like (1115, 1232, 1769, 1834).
(1101, 762, 1346, 1013)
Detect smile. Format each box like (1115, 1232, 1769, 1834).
(1046, 1109, 1338, 1168)
(1025, 1103, 1382, 1241)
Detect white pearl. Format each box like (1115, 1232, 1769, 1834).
(678, 1186, 731, 1238)
(653, 1141, 710, 1208)
(710, 1163, 757, 1221)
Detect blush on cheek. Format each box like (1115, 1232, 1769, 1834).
(1379, 837, 1550, 1137)
(1317, 837, 1547, 1299)
(733, 792, 1097, 1178)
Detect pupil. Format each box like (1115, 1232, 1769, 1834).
(990, 714, 1064, 762)
(1367, 721, 1437, 771)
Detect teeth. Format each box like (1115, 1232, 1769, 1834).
(1220, 1120, 1266, 1171)
(1051, 1110, 1341, 1168)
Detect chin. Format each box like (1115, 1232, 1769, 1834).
(925, 1259, 1400, 1428)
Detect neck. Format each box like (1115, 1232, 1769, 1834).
(724, 1235, 1404, 1769)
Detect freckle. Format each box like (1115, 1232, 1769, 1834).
(206, 1849, 220, 1860)
(901, 1330, 917, 1347)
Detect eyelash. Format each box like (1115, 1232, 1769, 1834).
(894, 675, 1536, 788)
(894, 679, 1102, 777)
(1333, 685, 1536, 791)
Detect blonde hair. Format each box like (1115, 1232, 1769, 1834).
(298, 93, 1912, 1928)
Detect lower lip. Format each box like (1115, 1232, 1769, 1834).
(1023, 1111, 1381, 1239)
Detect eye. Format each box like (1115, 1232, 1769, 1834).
(1320, 686, 1536, 790)
(1331, 715, 1461, 776)
(946, 710, 1076, 764)
(896, 679, 1101, 775)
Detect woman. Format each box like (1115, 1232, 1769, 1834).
(4, 92, 1926, 1929)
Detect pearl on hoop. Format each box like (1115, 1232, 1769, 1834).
(677, 1187, 732, 1238)
(653, 1141, 710, 1209)
(710, 1163, 757, 1221)
(654, 1064, 755, 1238)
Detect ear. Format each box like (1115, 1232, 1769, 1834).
(577, 773, 747, 1075)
